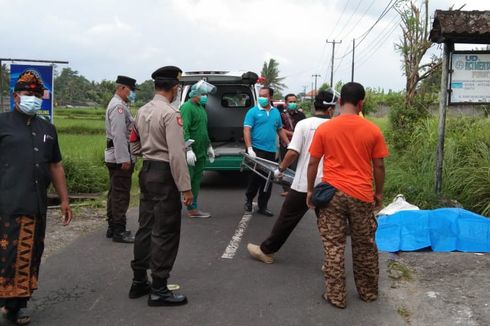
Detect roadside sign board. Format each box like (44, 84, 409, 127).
(10, 64, 54, 121)
(450, 51, 490, 104)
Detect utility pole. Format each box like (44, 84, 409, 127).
(326, 39, 342, 88)
(0, 59, 3, 112)
(310, 82, 314, 103)
(351, 38, 355, 82)
(312, 74, 321, 98)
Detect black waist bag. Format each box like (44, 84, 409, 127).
(312, 182, 336, 208)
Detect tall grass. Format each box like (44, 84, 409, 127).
(58, 134, 108, 193)
(55, 117, 105, 135)
(383, 117, 490, 216)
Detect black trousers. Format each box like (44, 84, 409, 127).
(106, 163, 133, 232)
(245, 148, 276, 210)
(131, 160, 182, 283)
(260, 189, 315, 255)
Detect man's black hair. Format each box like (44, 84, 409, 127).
(260, 86, 274, 98)
(155, 80, 178, 92)
(284, 93, 296, 102)
(340, 82, 365, 106)
(314, 89, 337, 111)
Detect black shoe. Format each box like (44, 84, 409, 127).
(112, 230, 135, 243)
(129, 279, 151, 299)
(257, 209, 274, 217)
(244, 201, 253, 213)
(148, 287, 188, 306)
(106, 228, 113, 238)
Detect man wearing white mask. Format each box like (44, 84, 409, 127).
(0, 69, 72, 325)
(180, 80, 216, 218)
(243, 86, 290, 216)
(104, 75, 137, 243)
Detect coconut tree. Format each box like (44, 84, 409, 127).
(260, 58, 287, 92)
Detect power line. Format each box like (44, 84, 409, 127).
(330, 0, 351, 39)
(355, 18, 402, 69)
(355, 0, 397, 45)
(333, 14, 401, 76)
(333, 0, 363, 40)
(344, 12, 400, 62)
(335, 0, 377, 42)
(334, 0, 398, 61)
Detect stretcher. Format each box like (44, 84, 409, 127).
(240, 153, 296, 190)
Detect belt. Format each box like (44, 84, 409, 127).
(142, 160, 170, 170)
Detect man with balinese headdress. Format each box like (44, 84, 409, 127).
(0, 69, 73, 325)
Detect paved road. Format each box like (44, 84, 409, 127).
(10, 172, 403, 326)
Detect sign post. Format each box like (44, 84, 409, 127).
(449, 51, 490, 104)
(0, 58, 68, 120)
(10, 64, 54, 122)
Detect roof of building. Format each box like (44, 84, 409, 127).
(430, 10, 490, 44)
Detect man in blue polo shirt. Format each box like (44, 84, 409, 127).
(243, 87, 290, 216)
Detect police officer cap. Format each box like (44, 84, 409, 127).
(151, 66, 182, 83)
(116, 75, 138, 91)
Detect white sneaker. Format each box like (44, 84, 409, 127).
(188, 210, 211, 218)
(247, 243, 274, 264)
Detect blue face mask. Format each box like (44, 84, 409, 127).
(18, 95, 43, 116)
(287, 103, 297, 110)
(258, 97, 269, 108)
(128, 91, 136, 102)
(199, 95, 208, 105)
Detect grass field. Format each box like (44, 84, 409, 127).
(55, 107, 140, 197)
(53, 107, 489, 216)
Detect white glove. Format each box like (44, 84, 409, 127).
(273, 168, 283, 179)
(207, 146, 215, 163)
(247, 147, 256, 158)
(186, 149, 196, 166)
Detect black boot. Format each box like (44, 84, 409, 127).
(129, 278, 151, 299)
(148, 287, 188, 306)
(244, 200, 253, 213)
(112, 230, 134, 243)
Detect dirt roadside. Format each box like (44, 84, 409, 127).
(382, 251, 490, 325)
(43, 207, 489, 325)
(43, 206, 106, 259)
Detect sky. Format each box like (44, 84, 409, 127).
(1, 0, 489, 94)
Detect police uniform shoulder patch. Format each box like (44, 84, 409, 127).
(118, 107, 124, 114)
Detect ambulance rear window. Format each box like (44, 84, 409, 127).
(221, 93, 252, 108)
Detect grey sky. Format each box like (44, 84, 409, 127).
(1, 0, 488, 94)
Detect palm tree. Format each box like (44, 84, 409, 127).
(260, 58, 287, 92)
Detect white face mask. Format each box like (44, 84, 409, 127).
(18, 95, 43, 116)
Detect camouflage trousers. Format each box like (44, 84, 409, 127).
(317, 191, 378, 308)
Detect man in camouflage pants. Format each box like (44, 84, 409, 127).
(307, 82, 388, 308)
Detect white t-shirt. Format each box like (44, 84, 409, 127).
(288, 116, 330, 193)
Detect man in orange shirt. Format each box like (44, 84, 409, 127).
(307, 82, 388, 309)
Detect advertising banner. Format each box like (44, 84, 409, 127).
(450, 52, 490, 104)
(10, 64, 54, 121)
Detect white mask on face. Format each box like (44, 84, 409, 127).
(18, 95, 43, 116)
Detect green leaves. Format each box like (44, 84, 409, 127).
(260, 58, 287, 93)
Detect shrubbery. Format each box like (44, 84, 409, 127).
(385, 117, 490, 216)
(62, 156, 108, 194)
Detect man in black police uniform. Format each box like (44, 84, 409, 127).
(0, 70, 73, 325)
(105, 75, 137, 243)
(128, 66, 193, 306)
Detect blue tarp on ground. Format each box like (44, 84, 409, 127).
(375, 208, 490, 252)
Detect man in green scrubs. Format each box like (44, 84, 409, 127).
(180, 81, 216, 218)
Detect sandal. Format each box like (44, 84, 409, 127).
(1, 306, 31, 325)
